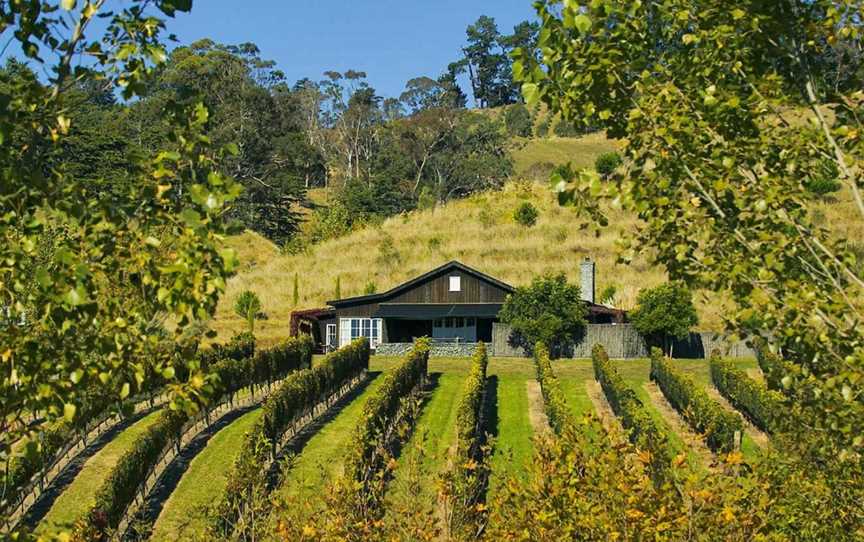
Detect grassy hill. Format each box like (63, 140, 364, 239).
(214, 134, 862, 346)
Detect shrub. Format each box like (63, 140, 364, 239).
(234, 291, 262, 334)
(804, 158, 841, 197)
(213, 339, 370, 537)
(533, 343, 576, 434)
(363, 281, 377, 295)
(752, 338, 792, 391)
(342, 339, 429, 514)
(630, 282, 698, 356)
(504, 103, 533, 137)
(650, 349, 743, 453)
(513, 201, 539, 227)
(535, 119, 550, 137)
(592, 345, 672, 478)
(553, 119, 580, 137)
(595, 151, 623, 178)
(499, 274, 586, 357)
(599, 284, 617, 305)
(81, 336, 312, 537)
(710, 356, 785, 434)
(445, 342, 490, 538)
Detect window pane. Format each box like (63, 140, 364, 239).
(467, 317, 475, 326)
(449, 276, 461, 292)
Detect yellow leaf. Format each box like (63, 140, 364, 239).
(1, 349, 11, 362)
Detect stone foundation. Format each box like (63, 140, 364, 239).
(375, 342, 479, 357)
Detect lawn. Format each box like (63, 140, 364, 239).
(150, 408, 264, 542)
(37, 410, 163, 535)
(382, 373, 466, 523)
(270, 371, 387, 505)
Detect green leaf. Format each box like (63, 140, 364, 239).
(573, 14, 592, 34)
(120, 382, 130, 400)
(61, 0, 76, 10)
(522, 83, 540, 106)
(64, 403, 77, 422)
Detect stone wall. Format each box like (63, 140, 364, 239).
(490, 323, 755, 359)
(375, 342, 479, 358)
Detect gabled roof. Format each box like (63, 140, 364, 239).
(327, 261, 514, 307)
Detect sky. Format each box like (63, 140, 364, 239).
(163, 0, 539, 102)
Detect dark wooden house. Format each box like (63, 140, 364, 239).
(291, 260, 626, 352)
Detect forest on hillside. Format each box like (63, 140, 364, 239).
(0, 14, 580, 249)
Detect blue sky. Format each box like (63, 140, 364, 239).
(165, 0, 538, 102)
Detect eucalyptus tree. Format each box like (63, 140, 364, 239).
(0, 0, 241, 496)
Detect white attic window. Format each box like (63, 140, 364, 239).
(449, 275, 461, 292)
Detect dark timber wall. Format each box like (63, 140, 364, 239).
(387, 269, 508, 304)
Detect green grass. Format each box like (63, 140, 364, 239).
(382, 373, 465, 516)
(37, 410, 163, 535)
(150, 408, 264, 542)
(272, 371, 387, 504)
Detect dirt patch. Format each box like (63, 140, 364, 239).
(525, 380, 550, 436)
(642, 382, 717, 468)
(704, 386, 771, 449)
(585, 381, 623, 436)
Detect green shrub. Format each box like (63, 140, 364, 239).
(213, 338, 370, 537)
(553, 119, 580, 137)
(753, 338, 792, 391)
(499, 274, 586, 357)
(649, 349, 743, 453)
(630, 282, 698, 356)
(364, 281, 377, 295)
(710, 356, 785, 434)
(804, 158, 841, 196)
(82, 336, 312, 537)
(533, 343, 576, 434)
(342, 339, 429, 511)
(592, 345, 672, 478)
(513, 201, 539, 227)
(535, 119, 550, 137)
(504, 104, 533, 137)
(446, 343, 490, 537)
(595, 151, 622, 178)
(234, 291, 262, 334)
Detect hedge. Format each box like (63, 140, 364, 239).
(534, 342, 576, 435)
(342, 339, 429, 510)
(82, 336, 311, 535)
(711, 356, 785, 435)
(592, 345, 672, 476)
(214, 338, 371, 535)
(447, 342, 489, 536)
(650, 348, 743, 453)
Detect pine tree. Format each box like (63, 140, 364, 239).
(335, 275, 341, 299)
(292, 273, 299, 306)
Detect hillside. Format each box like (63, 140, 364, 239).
(214, 133, 863, 346)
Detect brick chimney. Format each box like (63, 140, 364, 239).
(580, 258, 595, 304)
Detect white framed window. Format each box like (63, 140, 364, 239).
(449, 275, 461, 292)
(326, 324, 337, 348)
(339, 318, 383, 348)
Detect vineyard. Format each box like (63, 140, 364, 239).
(5, 334, 825, 541)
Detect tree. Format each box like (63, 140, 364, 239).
(234, 291, 262, 334)
(629, 283, 698, 356)
(515, 0, 864, 480)
(504, 104, 533, 137)
(135, 40, 311, 246)
(499, 274, 586, 357)
(292, 274, 300, 306)
(0, 0, 240, 495)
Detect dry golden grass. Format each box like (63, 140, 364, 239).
(212, 133, 863, 347)
(510, 133, 619, 176)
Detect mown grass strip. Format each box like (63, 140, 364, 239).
(151, 408, 264, 542)
(487, 374, 533, 489)
(36, 410, 163, 535)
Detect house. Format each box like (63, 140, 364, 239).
(290, 260, 626, 353)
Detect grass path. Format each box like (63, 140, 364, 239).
(150, 408, 264, 542)
(487, 373, 533, 494)
(382, 373, 465, 523)
(36, 410, 163, 535)
(271, 372, 387, 505)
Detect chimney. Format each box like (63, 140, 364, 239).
(580, 258, 595, 304)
